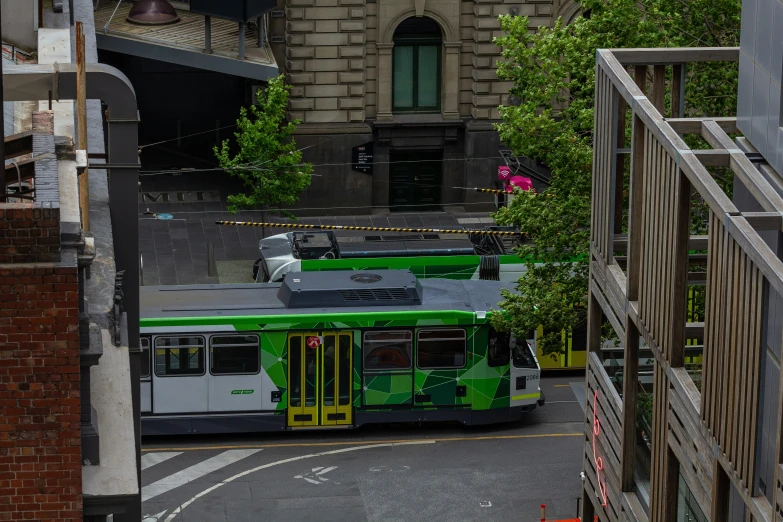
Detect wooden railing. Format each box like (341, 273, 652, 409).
(586, 47, 782, 522)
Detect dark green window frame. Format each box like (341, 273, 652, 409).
(392, 38, 442, 113)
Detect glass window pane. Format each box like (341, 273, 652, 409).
(417, 45, 439, 107)
(140, 337, 151, 378)
(487, 328, 510, 367)
(339, 335, 351, 406)
(154, 336, 205, 376)
(417, 329, 466, 369)
(394, 46, 414, 108)
(363, 330, 412, 370)
(323, 335, 336, 406)
(511, 336, 537, 369)
(290, 336, 302, 407)
(211, 335, 260, 375)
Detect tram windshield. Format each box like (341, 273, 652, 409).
(510, 334, 537, 369)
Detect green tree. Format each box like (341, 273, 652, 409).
(215, 74, 313, 217)
(489, 0, 741, 358)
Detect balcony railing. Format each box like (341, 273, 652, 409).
(589, 47, 782, 522)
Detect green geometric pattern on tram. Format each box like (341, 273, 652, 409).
(259, 331, 288, 410)
(363, 373, 413, 405)
(415, 369, 465, 405)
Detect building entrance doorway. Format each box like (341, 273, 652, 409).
(389, 150, 442, 212)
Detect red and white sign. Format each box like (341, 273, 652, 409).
(592, 390, 608, 507)
(306, 336, 322, 349)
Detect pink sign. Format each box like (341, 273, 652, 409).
(498, 166, 511, 180)
(506, 175, 533, 193)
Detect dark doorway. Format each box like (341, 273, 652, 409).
(389, 150, 443, 212)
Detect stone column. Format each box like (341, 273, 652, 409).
(442, 41, 461, 120)
(376, 42, 394, 121)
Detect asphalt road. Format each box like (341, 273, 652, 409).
(140, 375, 586, 522)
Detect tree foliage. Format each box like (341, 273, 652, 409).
(215, 74, 313, 214)
(489, 0, 741, 358)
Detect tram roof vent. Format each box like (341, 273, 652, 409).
(278, 270, 423, 308)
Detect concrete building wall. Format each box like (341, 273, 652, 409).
(1, 1, 37, 50)
(737, 0, 783, 174)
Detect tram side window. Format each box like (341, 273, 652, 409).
(511, 336, 537, 369)
(140, 337, 151, 378)
(363, 331, 412, 370)
(155, 336, 205, 376)
(211, 335, 260, 375)
(487, 328, 510, 367)
(417, 329, 466, 369)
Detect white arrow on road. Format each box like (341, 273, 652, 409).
(142, 510, 167, 522)
(294, 466, 338, 485)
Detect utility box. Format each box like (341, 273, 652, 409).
(188, 0, 277, 23)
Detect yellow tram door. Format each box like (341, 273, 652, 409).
(287, 332, 353, 428)
(320, 332, 353, 426)
(287, 333, 319, 427)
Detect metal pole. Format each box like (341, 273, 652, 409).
(204, 15, 212, 54)
(238, 21, 245, 60)
(68, 0, 74, 26)
(76, 22, 90, 231)
(207, 242, 216, 277)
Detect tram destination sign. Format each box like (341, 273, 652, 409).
(352, 142, 374, 174)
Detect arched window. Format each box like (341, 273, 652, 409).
(392, 17, 441, 112)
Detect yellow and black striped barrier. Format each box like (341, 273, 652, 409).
(215, 220, 527, 237)
(473, 187, 554, 197)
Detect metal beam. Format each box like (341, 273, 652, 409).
(95, 33, 278, 81)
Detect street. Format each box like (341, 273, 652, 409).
(140, 375, 586, 522)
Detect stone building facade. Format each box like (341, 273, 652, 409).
(267, 0, 581, 214)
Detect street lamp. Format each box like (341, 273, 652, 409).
(127, 0, 180, 25)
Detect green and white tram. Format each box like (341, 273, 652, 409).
(140, 270, 544, 435)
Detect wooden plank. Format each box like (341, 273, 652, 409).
(615, 234, 709, 252)
(740, 259, 758, 489)
(669, 170, 691, 367)
(745, 263, 763, 491)
(667, 117, 738, 135)
(587, 286, 604, 354)
(730, 151, 783, 213)
(701, 120, 739, 150)
(4, 131, 33, 160)
(651, 65, 666, 114)
(711, 460, 730, 522)
(611, 47, 740, 65)
(621, 491, 649, 522)
(671, 64, 683, 118)
(627, 65, 647, 302)
(742, 212, 783, 230)
(621, 321, 639, 491)
(727, 217, 783, 297)
(614, 94, 627, 235)
(694, 149, 731, 167)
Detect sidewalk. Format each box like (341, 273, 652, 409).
(139, 209, 497, 286)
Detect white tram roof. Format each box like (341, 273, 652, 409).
(140, 270, 514, 319)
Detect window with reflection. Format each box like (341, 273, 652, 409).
(210, 335, 260, 375)
(155, 336, 205, 376)
(417, 329, 466, 369)
(393, 17, 441, 112)
(363, 330, 412, 370)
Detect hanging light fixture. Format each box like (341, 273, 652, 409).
(127, 0, 180, 25)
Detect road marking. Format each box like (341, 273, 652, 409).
(142, 510, 167, 522)
(163, 441, 435, 522)
(143, 432, 580, 453)
(141, 452, 183, 471)
(553, 384, 573, 388)
(547, 400, 579, 404)
(142, 449, 262, 502)
(294, 465, 338, 485)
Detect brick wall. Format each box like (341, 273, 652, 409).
(0, 207, 61, 264)
(0, 265, 82, 521)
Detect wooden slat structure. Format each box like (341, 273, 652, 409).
(583, 47, 783, 522)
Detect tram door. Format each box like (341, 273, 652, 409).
(288, 332, 353, 427)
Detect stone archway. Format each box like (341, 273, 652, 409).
(556, 0, 583, 25)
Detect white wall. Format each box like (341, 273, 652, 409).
(1, 1, 36, 50)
